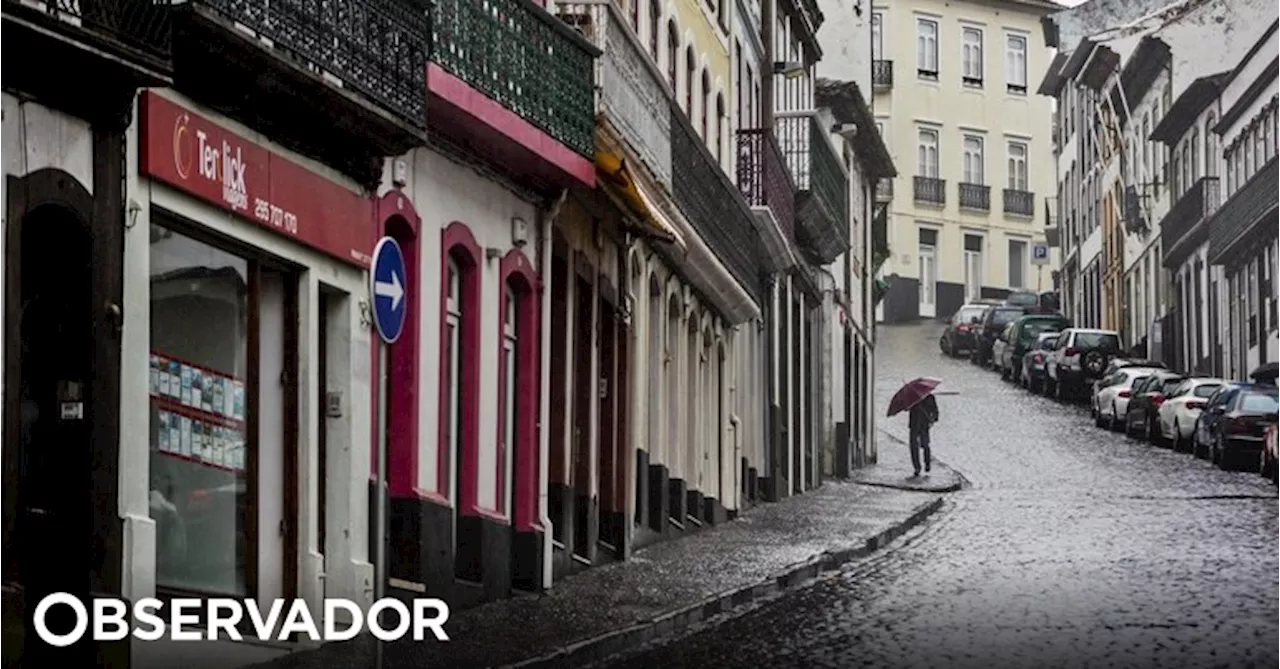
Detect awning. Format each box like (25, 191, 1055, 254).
(595, 151, 686, 250)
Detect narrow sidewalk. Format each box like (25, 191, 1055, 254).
(249, 477, 945, 669)
(854, 431, 967, 492)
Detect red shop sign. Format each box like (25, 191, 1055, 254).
(139, 92, 375, 268)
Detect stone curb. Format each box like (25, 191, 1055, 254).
(855, 477, 963, 493)
(501, 495, 946, 669)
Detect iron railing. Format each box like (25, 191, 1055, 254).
(737, 128, 797, 242)
(671, 99, 763, 301)
(872, 60, 893, 87)
(913, 176, 945, 205)
(1160, 176, 1218, 267)
(775, 112, 849, 263)
(958, 183, 990, 210)
(1003, 188, 1034, 216)
(197, 0, 428, 126)
(11, 0, 172, 63)
(431, 0, 598, 156)
(1207, 158, 1276, 265)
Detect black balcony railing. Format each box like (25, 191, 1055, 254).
(1160, 176, 1218, 268)
(737, 128, 797, 242)
(876, 177, 893, 202)
(198, 0, 429, 127)
(872, 203, 890, 274)
(958, 183, 990, 210)
(672, 100, 763, 301)
(914, 176, 945, 205)
(1208, 158, 1277, 266)
(775, 113, 850, 264)
(873, 60, 893, 87)
(9, 0, 172, 63)
(1003, 188, 1034, 216)
(431, 0, 597, 156)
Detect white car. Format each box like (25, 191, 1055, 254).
(1155, 377, 1225, 451)
(1094, 367, 1162, 431)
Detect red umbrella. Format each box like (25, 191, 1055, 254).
(887, 377, 941, 417)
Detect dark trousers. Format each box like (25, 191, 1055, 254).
(909, 426, 932, 473)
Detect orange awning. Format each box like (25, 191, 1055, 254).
(594, 151, 683, 247)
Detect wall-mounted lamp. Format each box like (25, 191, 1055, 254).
(511, 216, 530, 248)
(126, 200, 142, 230)
(773, 61, 804, 79)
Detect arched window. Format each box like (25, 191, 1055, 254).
(499, 284, 517, 515)
(630, 0, 639, 31)
(686, 47, 696, 114)
(1189, 127, 1200, 183)
(647, 277, 663, 467)
(1205, 112, 1218, 178)
(715, 93, 726, 164)
(649, 0, 660, 56)
(664, 294, 682, 491)
(700, 70, 710, 138)
(667, 20, 678, 92)
(441, 222, 482, 580)
(498, 251, 540, 535)
(685, 319, 700, 492)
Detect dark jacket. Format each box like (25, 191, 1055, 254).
(909, 394, 939, 432)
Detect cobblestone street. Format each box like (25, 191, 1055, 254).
(598, 322, 1279, 669)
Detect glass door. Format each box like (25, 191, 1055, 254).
(918, 244, 937, 318)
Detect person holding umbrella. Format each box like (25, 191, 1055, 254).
(888, 377, 941, 477)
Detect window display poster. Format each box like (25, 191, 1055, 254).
(180, 417, 192, 457)
(151, 355, 160, 395)
(234, 381, 245, 421)
(181, 365, 193, 406)
(214, 378, 226, 418)
(191, 368, 203, 410)
(158, 412, 171, 452)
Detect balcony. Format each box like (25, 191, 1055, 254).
(671, 99, 765, 308)
(876, 177, 893, 203)
(776, 112, 851, 265)
(959, 183, 990, 211)
(873, 60, 893, 88)
(428, 0, 599, 190)
(913, 176, 945, 206)
(558, 0, 671, 187)
(871, 202, 890, 275)
(737, 127, 798, 269)
(1207, 158, 1277, 267)
(1159, 176, 1218, 269)
(1003, 189, 1035, 217)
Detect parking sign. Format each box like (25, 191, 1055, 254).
(1030, 242, 1050, 266)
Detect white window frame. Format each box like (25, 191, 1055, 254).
(1008, 239, 1027, 289)
(501, 288, 517, 514)
(1005, 32, 1027, 93)
(962, 26, 983, 84)
(444, 258, 463, 504)
(872, 12, 883, 61)
(1007, 140, 1028, 190)
(963, 235, 984, 301)
(916, 18, 938, 78)
(918, 127, 939, 178)
(962, 134, 984, 184)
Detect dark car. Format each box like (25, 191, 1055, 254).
(1122, 370, 1186, 441)
(939, 304, 990, 357)
(1019, 331, 1060, 392)
(1003, 291, 1040, 309)
(998, 313, 1071, 382)
(1200, 386, 1280, 470)
(972, 306, 1027, 367)
(1044, 328, 1123, 399)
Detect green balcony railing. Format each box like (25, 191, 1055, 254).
(430, 0, 599, 157)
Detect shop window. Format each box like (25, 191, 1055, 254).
(149, 223, 294, 598)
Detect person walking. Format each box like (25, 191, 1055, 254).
(908, 392, 939, 477)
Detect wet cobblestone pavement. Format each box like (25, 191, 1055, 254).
(598, 322, 1279, 669)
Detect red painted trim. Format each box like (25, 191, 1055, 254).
(427, 63, 596, 188)
(412, 489, 451, 508)
(375, 190, 422, 499)
(472, 506, 511, 526)
(498, 249, 541, 533)
(440, 222, 483, 515)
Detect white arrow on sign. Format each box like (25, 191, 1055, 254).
(374, 271, 405, 311)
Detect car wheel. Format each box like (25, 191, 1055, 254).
(1211, 435, 1223, 467)
(940, 336, 949, 355)
(1094, 408, 1105, 428)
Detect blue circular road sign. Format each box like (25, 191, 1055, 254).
(370, 236, 408, 344)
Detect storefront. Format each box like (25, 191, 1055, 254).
(121, 91, 380, 652)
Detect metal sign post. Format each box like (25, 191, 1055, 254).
(368, 237, 407, 669)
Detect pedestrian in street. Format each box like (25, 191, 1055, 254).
(908, 392, 938, 477)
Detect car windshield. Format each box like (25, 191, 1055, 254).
(1159, 378, 1185, 394)
(1239, 392, 1280, 414)
(1127, 375, 1150, 389)
(1192, 384, 1221, 398)
(957, 307, 985, 323)
(1074, 332, 1120, 350)
(1006, 293, 1038, 307)
(1038, 336, 1058, 350)
(1022, 321, 1061, 340)
(991, 309, 1023, 326)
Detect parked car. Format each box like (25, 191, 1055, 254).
(972, 305, 1028, 367)
(991, 323, 1015, 377)
(1262, 420, 1278, 485)
(1019, 332, 1060, 393)
(997, 313, 1072, 382)
(1094, 367, 1159, 431)
(1192, 383, 1247, 460)
(1090, 358, 1168, 411)
(939, 304, 991, 357)
(1003, 291, 1040, 310)
(1155, 378, 1225, 452)
(1201, 386, 1280, 470)
(1122, 371, 1186, 441)
(1044, 328, 1123, 400)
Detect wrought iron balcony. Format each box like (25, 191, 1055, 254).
(958, 183, 990, 211)
(913, 176, 945, 205)
(558, 0, 670, 182)
(776, 112, 851, 264)
(1003, 189, 1034, 217)
(737, 128, 797, 242)
(1159, 176, 1218, 268)
(871, 202, 890, 275)
(1208, 158, 1276, 266)
(873, 60, 893, 88)
(876, 177, 893, 202)
(432, 0, 597, 158)
(4, 0, 172, 72)
(193, 0, 428, 129)
(671, 100, 764, 302)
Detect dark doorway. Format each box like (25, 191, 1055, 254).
(596, 298, 616, 555)
(13, 205, 95, 664)
(571, 276, 593, 561)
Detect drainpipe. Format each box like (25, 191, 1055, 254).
(539, 188, 568, 590)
